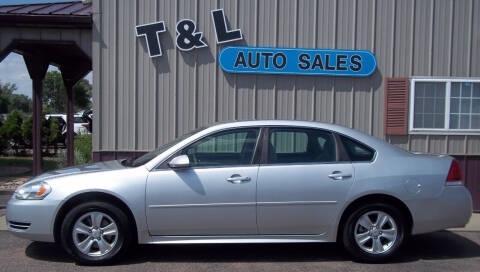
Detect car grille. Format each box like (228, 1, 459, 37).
(8, 221, 31, 230)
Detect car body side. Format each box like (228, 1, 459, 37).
(6, 120, 472, 244)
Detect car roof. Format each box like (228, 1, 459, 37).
(205, 120, 370, 139)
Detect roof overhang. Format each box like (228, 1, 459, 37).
(0, 14, 91, 28)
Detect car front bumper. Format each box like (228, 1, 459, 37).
(6, 196, 60, 242)
(410, 185, 473, 235)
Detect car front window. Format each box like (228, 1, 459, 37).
(127, 128, 205, 167)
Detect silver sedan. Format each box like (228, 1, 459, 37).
(6, 120, 472, 264)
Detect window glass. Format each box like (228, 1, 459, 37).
(268, 129, 336, 164)
(450, 82, 480, 129)
(182, 128, 260, 167)
(340, 135, 375, 162)
(413, 82, 446, 129)
(412, 80, 480, 131)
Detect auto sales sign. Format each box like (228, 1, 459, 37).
(136, 9, 376, 77)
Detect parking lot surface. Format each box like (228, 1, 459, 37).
(0, 230, 479, 272)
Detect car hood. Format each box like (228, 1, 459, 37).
(33, 160, 126, 181)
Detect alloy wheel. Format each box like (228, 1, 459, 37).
(353, 210, 398, 254)
(72, 211, 119, 257)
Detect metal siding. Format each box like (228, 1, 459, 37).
(472, 0, 480, 77)
(275, 0, 296, 120)
(92, 0, 101, 150)
(451, 0, 471, 77)
(372, 0, 395, 137)
(294, 0, 316, 121)
(255, 0, 276, 120)
(412, 0, 433, 76)
(97, 0, 113, 150)
(236, 0, 256, 121)
(216, 0, 237, 123)
(431, 0, 452, 76)
(117, 0, 136, 150)
(156, 0, 176, 144)
(136, 0, 156, 150)
(393, 0, 413, 76)
(448, 135, 467, 155)
(92, 0, 480, 155)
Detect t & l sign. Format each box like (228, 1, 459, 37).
(135, 9, 377, 77)
(136, 9, 241, 57)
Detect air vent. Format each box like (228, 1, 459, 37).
(8, 221, 31, 230)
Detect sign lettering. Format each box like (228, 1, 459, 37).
(220, 47, 376, 77)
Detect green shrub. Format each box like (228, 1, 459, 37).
(74, 134, 92, 165)
(0, 119, 8, 155)
(0, 110, 23, 154)
(21, 116, 32, 147)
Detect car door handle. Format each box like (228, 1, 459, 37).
(226, 174, 251, 184)
(328, 171, 352, 181)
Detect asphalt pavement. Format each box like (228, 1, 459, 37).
(0, 230, 479, 272)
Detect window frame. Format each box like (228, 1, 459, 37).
(409, 77, 480, 135)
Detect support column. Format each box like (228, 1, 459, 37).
(61, 64, 90, 166)
(23, 55, 49, 176)
(65, 82, 75, 166)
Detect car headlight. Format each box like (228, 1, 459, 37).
(15, 181, 51, 200)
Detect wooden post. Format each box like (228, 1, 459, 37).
(65, 82, 75, 166)
(23, 55, 49, 176)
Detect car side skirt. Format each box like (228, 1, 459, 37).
(142, 233, 331, 244)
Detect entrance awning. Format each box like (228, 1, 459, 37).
(0, 1, 92, 175)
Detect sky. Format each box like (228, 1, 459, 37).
(0, 0, 92, 97)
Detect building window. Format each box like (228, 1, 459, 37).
(409, 78, 480, 133)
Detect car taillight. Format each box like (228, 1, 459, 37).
(446, 160, 463, 184)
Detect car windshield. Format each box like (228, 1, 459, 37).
(124, 127, 205, 167)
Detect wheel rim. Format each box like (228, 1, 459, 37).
(354, 210, 398, 254)
(72, 211, 119, 257)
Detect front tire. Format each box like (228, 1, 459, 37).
(60, 201, 132, 265)
(342, 203, 406, 263)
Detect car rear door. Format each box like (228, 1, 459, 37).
(256, 127, 355, 235)
(146, 127, 261, 236)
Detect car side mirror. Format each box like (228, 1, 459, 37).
(168, 155, 190, 169)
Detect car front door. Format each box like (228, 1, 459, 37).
(146, 127, 261, 236)
(257, 127, 355, 235)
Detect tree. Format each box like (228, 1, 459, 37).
(0, 80, 32, 114)
(21, 116, 33, 147)
(43, 71, 92, 113)
(8, 94, 32, 113)
(0, 81, 18, 114)
(0, 110, 23, 154)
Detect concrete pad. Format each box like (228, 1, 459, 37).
(0, 216, 6, 231)
(449, 213, 480, 232)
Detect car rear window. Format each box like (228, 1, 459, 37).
(268, 128, 336, 164)
(339, 135, 375, 162)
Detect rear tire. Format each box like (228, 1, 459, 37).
(60, 201, 132, 265)
(342, 203, 405, 263)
